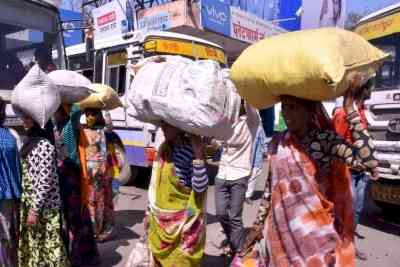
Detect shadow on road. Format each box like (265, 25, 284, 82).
(206, 212, 220, 225)
(97, 210, 145, 266)
(360, 185, 400, 237)
(114, 210, 145, 240)
(202, 253, 230, 266)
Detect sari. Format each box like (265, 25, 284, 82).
(78, 127, 115, 242)
(147, 144, 207, 267)
(232, 132, 355, 267)
(232, 100, 357, 267)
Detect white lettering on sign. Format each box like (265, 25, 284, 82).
(205, 4, 228, 25)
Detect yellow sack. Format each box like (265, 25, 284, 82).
(230, 28, 389, 108)
(79, 83, 123, 110)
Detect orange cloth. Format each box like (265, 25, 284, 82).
(264, 134, 355, 267)
(333, 105, 368, 143)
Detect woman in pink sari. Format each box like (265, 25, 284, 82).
(232, 86, 378, 267)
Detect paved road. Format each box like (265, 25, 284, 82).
(98, 164, 400, 267)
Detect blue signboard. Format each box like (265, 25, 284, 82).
(201, 0, 231, 36)
(278, 0, 301, 31)
(60, 9, 83, 47)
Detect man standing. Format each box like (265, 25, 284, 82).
(215, 100, 260, 255)
(333, 80, 373, 261)
(245, 124, 266, 204)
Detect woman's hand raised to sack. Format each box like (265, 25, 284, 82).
(190, 135, 205, 160)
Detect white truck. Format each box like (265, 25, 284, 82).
(355, 3, 400, 211)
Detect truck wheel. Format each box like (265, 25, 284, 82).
(113, 143, 132, 185)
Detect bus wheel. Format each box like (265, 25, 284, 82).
(114, 143, 132, 185)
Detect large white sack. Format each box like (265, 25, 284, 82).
(47, 70, 92, 103)
(128, 58, 238, 140)
(11, 65, 61, 127)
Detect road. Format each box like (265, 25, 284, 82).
(98, 163, 400, 267)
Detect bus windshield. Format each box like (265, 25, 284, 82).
(0, 0, 64, 91)
(374, 46, 400, 91)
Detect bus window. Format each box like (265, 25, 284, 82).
(105, 50, 127, 96)
(376, 62, 395, 88)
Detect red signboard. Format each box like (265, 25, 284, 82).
(97, 11, 116, 26)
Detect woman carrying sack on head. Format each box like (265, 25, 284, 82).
(78, 108, 117, 243)
(18, 115, 69, 267)
(54, 105, 100, 266)
(145, 121, 209, 267)
(232, 85, 378, 267)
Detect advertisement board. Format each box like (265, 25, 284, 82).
(92, 0, 129, 40)
(301, 0, 346, 29)
(230, 7, 285, 43)
(278, 0, 301, 31)
(60, 9, 82, 47)
(137, 0, 187, 31)
(200, 0, 231, 36)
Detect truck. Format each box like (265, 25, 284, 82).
(355, 3, 400, 211)
(66, 30, 228, 184)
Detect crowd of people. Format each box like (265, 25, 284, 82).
(0, 53, 378, 267)
(126, 79, 377, 266)
(0, 95, 118, 266)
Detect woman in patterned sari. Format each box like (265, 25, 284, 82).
(147, 121, 209, 267)
(78, 108, 116, 242)
(18, 116, 69, 267)
(232, 86, 378, 267)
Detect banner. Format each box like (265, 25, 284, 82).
(137, 0, 186, 31)
(60, 9, 82, 47)
(201, 0, 231, 36)
(301, 0, 346, 29)
(230, 7, 285, 43)
(92, 0, 129, 40)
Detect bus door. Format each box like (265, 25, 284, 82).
(104, 49, 128, 125)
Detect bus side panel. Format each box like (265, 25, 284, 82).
(125, 146, 148, 167)
(113, 128, 150, 167)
